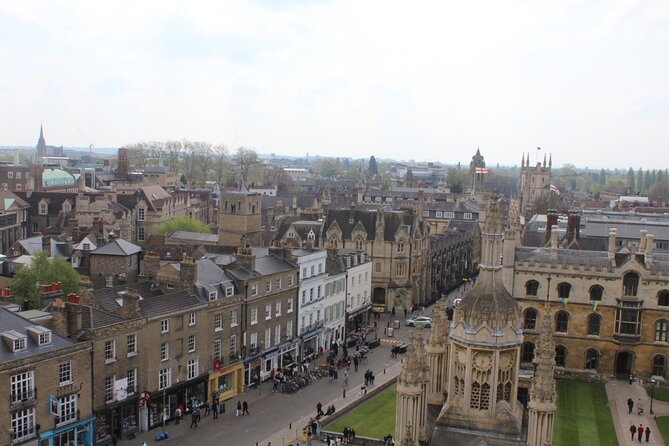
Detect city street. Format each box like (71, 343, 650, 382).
(121, 309, 430, 446)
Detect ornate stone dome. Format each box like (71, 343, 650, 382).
(454, 193, 521, 332)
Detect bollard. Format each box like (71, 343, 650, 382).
(343, 388, 346, 398)
(289, 422, 292, 430)
(384, 368, 386, 374)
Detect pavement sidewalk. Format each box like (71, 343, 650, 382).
(605, 379, 668, 445)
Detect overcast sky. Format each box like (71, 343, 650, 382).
(1, 0, 668, 169)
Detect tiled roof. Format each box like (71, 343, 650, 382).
(91, 239, 141, 256)
(0, 308, 76, 362)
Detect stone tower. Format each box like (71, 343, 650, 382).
(426, 305, 449, 405)
(218, 179, 262, 247)
(469, 148, 486, 193)
(395, 331, 426, 445)
(527, 300, 557, 446)
(117, 147, 129, 181)
(519, 152, 552, 216)
(436, 193, 524, 436)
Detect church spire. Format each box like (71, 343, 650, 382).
(36, 123, 47, 159)
(521, 152, 525, 167)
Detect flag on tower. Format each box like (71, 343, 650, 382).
(591, 300, 600, 312)
(475, 167, 488, 174)
(537, 146, 542, 150)
(550, 184, 560, 195)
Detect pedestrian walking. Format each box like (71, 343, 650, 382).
(190, 407, 200, 428)
(343, 427, 350, 444)
(630, 424, 637, 440)
(629, 374, 634, 384)
(645, 426, 651, 442)
(317, 401, 324, 418)
(174, 407, 182, 424)
(627, 398, 634, 414)
(637, 424, 644, 442)
(243, 400, 250, 415)
(392, 307, 396, 316)
(212, 400, 218, 419)
(236, 400, 242, 416)
(334, 369, 339, 382)
(637, 398, 644, 415)
(343, 369, 349, 387)
(403, 308, 407, 318)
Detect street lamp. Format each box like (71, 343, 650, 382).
(650, 378, 657, 415)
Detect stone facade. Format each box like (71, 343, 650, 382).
(218, 189, 262, 247)
(519, 152, 552, 217)
(89, 251, 140, 289)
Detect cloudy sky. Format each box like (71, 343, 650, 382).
(1, 0, 668, 168)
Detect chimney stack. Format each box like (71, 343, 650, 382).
(545, 210, 558, 244)
(50, 298, 67, 337)
(608, 228, 618, 260)
(119, 288, 141, 319)
(65, 294, 82, 338)
(179, 256, 198, 293)
(645, 234, 655, 266)
(550, 226, 559, 257)
(639, 230, 648, 254)
(566, 212, 581, 245)
(142, 252, 161, 280)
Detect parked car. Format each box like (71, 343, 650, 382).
(405, 316, 432, 328)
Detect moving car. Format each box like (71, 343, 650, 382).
(405, 316, 432, 328)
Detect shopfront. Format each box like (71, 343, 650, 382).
(278, 340, 299, 370)
(301, 332, 319, 361)
(93, 397, 139, 445)
(147, 377, 207, 430)
(40, 416, 95, 446)
(207, 362, 244, 403)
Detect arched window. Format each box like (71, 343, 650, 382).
(587, 314, 602, 336)
(655, 320, 668, 342)
(355, 238, 364, 251)
(329, 237, 338, 248)
(589, 285, 603, 301)
(555, 345, 567, 367)
(522, 342, 535, 364)
(525, 280, 539, 296)
(523, 308, 538, 330)
(623, 272, 639, 297)
(557, 282, 572, 299)
(652, 355, 667, 377)
(658, 290, 669, 306)
(555, 311, 570, 333)
(585, 349, 599, 370)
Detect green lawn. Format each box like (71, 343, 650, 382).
(553, 380, 617, 446)
(657, 416, 669, 444)
(645, 385, 669, 402)
(326, 384, 396, 439)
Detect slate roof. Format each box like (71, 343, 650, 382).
(91, 239, 142, 256)
(0, 307, 76, 362)
(322, 208, 419, 241)
(15, 191, 77, 216)
(168, 231, 218, 244)
(81, 306, 124, 329)
(90, 281, 164, 314)
(139, 289, 205, 318)
(18, 236, 43, 256)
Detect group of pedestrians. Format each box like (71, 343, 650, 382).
(341, 426, 356, 444)
(364, 369, 376, 386)
(235, 400, 250, 416)
(626, 396, 652, 442)
(629, 423, 651, 442)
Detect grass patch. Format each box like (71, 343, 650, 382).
(553, 380, 617, 446)
(645, 385, 669, 402)
(657, 416, 669, 444)
(326, 384, 396, 439)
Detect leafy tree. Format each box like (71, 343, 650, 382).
(638, 168, 644, 193)
(627, 168, 636, 191)
(11, 251, 81, 309)
(368, 156, 378, 176)
(234, 147, 261, 183)
(154, 216, 211, 236)
(649, 182, 669, 202)
(644, 169, 651, 192)
(599, 169, 606, 185)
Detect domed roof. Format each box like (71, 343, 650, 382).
(454, 193, 520, 332)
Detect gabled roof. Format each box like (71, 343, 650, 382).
(17, 236, 43, 256)
(74, 236, 98, 251)
(91, 239, 141, 256)
(323, 208, 419, 242)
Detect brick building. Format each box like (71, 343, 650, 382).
(89, 239, 141, 289)
(0, 304, 94, 446)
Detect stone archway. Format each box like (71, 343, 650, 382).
(615, 351, 634, 378)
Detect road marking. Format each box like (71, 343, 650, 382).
(380, 339, 402, 344)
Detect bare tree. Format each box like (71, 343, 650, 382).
(234, 147, 260, 185)
(212, 144, 229, 186)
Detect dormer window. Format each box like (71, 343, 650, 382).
(225, 286, 234, 297)
(209, 291, 217, 301)
(39, 202, 48, 215)
(3, 330, 27, 352)
(27, 326, 52, 346)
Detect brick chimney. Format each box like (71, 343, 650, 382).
(545, 210, 558, 244)
(142, 252, 161, 280)
(645, 234, 654, 267)
(65, 294, 82, 338)
(566, 212, 580, 245)
(236, 238, 256, 271)
(50, 298, 68, 337)
(119, 288, 141, 319)
(179, 256, 198, 292)
(550, 226, 559, 257)
(639, 230, 648, 254)
(608, 228, 617, 261)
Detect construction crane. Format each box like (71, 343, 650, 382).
(77, 128, 95, 152)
